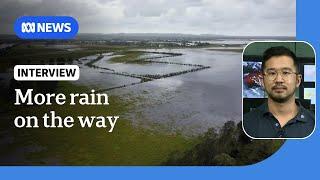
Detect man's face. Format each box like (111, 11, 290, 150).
(263, 55, 301, 103)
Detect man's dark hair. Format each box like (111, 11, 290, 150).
(262, 46, 299, 72)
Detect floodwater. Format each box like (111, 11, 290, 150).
(74, 48, 242, 135)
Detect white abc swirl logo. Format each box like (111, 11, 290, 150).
(21, 22, 35, 33)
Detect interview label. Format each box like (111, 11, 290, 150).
(14, 16, 78, 39)
(14, 65, 80, 81)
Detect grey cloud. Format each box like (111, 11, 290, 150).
(0, 0, 295, 36)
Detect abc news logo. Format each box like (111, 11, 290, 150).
(15, 16, 78, 39)
(21, 22, 72, 33)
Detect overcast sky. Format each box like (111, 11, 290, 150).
(0, 0, 295, 36)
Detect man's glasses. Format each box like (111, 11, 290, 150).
(263, 69, 299, 81)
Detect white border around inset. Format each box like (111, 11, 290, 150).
(241, 40, 317, 140)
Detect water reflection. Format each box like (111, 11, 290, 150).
(92, 48, 243, 135)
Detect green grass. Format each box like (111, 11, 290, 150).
(0, 44, 149, 72)
(1, 82, 194, 165)
(0, 43, 118, 72)
(109, 51, 145, 64)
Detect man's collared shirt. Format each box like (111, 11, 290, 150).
(243, 100, 315, 138)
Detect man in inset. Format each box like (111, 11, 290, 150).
(243, 46, 315, 138)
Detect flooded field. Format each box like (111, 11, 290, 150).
(74, 48, 242, 135)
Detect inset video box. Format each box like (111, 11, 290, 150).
(14, 65, 80, 81)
